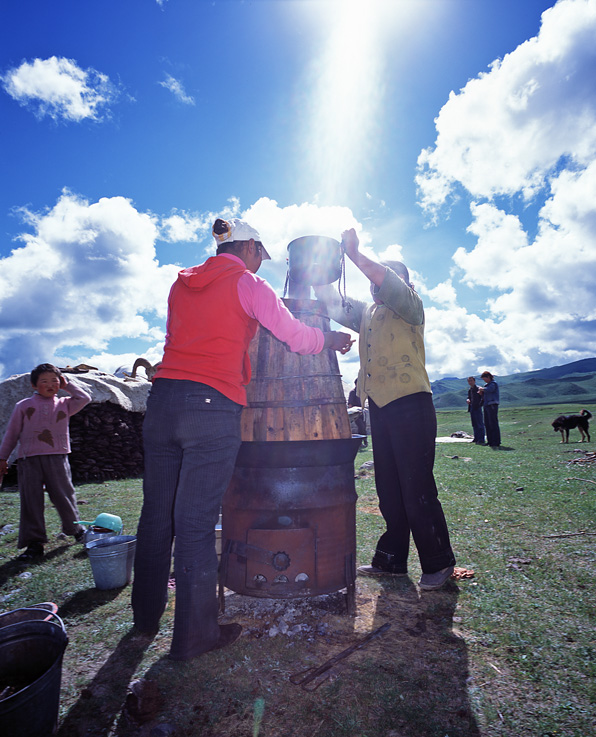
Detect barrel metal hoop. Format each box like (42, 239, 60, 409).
(247, 398, 347, 409)
(250, 373, 342, 380)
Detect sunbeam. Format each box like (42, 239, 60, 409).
(300, 0, 419, 205)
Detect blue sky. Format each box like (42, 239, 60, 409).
(1, 0, 595, 389)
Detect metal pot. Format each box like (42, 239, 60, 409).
(287, 235, 342, 286)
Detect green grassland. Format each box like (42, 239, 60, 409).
(1, 404, 595, 736)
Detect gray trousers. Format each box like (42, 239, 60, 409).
(17, 454, 81, 548)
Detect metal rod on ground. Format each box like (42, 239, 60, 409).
(289, 622, 391, 691)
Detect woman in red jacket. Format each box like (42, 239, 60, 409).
(132, 218, 352, 660)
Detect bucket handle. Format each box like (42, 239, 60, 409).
(28, 601, 59, 620)
(4, 607, 66, 633)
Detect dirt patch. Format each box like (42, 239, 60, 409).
(359, 504, 382, 516)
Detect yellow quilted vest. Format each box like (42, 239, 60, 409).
(357, 303, 431, 408)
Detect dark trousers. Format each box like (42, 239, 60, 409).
(132, 379, 242, 659)
(483, 403, 501, 447)
(369, 393, 455, 574)
(353, 412, 368, 445)
(17, 454, 81, 548)
(469, 406, 485, 443)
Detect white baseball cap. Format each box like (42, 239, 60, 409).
(212, 218, 271, 260)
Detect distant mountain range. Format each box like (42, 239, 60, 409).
(431, 357, 596, 409)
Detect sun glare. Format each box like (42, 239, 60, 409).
(300, 0, 419, 205)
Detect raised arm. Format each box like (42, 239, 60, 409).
(341, 228, 386, 289)
(61, 376, 92, 416)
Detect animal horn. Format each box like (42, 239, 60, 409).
(131, 357, 155, 379)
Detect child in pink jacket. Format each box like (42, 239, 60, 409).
(0, 363, 91, 561)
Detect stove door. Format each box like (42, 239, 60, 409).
(246, 527, 316, 593)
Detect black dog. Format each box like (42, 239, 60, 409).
(552, 409, 592, 443)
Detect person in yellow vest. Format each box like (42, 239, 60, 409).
(315, 228, 455, 590)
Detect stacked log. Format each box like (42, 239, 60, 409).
(68, 402, 145, 482)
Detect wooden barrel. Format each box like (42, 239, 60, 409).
(240, 299, 352, 441)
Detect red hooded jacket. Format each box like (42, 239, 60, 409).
(155, 256, 258, 405)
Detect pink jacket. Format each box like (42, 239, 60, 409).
(0, 381, 91, 460)
(155, 253, 325, 405)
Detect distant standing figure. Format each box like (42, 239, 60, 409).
(478, 371, 500, 448)
(0, 363, 90, 560)
(466, 377, 485, 444)
(348, 378, 368, 447)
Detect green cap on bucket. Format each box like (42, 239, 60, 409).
(78, 513, 123, 534)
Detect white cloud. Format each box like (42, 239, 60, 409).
(1, 56, 118, 122)
(160, 212, 208, 242)
(409, 0, 596, 380)
(82, 347, 165, 377)
(0, 193, 368, 379)
(453, 203, 530, 291)
(436, 160, 596, 377)
(0, 192, 179, 378)
(378, 243, 404, 264)
(416, 0, 596, 214)
(423, 305, 514, 379)
(158, 74, 195, 105)
(2, 175, 593, 384)
(159, 199, 242, 245)
(235, 197, 590, 382)
(424, 279, 458, 309)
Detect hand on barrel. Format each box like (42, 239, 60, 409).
(324, 331, 356, 354)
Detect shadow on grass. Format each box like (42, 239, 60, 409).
(0, 544, 72, 587)
(52, 580, 482, 737)
(56, 627, 155, 737)
(365, 577, 481, 737)
(114, 581, 484, 737)
(59, 587, 123, 619)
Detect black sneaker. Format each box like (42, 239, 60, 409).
(208, 623, 243, 652)
(74, 528, 86, 543)
(371, 549, 407, 575)
(17, 543, 44, 561)
(419, 566, 455, 591)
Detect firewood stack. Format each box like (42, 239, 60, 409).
(68, 402, 145, 482)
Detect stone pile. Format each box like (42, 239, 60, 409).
(69, 402, 145, 482)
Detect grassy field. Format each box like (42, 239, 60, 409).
(0, 404, 595, 736)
